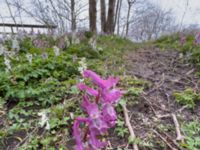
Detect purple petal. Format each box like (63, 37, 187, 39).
(90, 117, 109, 133)
(81, 95, 100, 119)
(102, 89, 122, 104)
(102, 103, 117, 127)
(77, 83, 98, 96)
(83, 70, 119, 89)
(73, 117, 90, 150)
(89, 128, 107, 149)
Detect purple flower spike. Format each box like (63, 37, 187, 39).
(194, 32, 200, 45)
(73, 70, 123, 150)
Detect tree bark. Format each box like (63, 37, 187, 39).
(113, 0, 120, 33)
(126, 0, 136, 36)
(89, 0, 97, 32)
(71, 0, 76, 32)
(126, 4, 131, 36)
(117, 0, 122, 35)
(106, 0, 116, 34)
(100, 0, 106, 33)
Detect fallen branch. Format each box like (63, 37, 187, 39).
(171, 113, 184, 142)
(152, 129, 177, 150)
(122, 105, 139, 150)
(162, 131, 185, 150)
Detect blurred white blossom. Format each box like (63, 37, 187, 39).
(26, 53, 33, 63)
(89, 37, 97, 49)
(4, 57, 11, 71)
(78, 57, 87, 74)
(12, 38, 20, 53)
(0, 44, 6, 55)
(65, 36, 70, 46)
(38, 110, 50, 130)
(53, 46, 60, 56)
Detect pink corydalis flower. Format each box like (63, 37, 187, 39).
(73, 70, 123, 150)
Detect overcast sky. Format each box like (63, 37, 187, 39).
(151, 0, 200, 25)
(0, 0, 199, 33)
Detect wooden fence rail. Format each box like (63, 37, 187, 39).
(0, 23, 57, 34)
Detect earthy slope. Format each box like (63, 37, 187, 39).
(120, 47, 200, 149)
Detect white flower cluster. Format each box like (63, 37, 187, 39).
(12, 38, 20, 53)
(78, 57, 87, 74)
(53, 46, 60, 56)
(4, 57, 11, 72)
(64, 36, 70, 46)
(26, 53, 33, 64)
(0, 44, 6, 55)
(38, 110, 50, 130)
(89, 36, 97, 50)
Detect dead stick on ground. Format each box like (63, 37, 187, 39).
(152, 130, 177, 150)
(171, 113, 184, 142)
(122, 105, 139, 150)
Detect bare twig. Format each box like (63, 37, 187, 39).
(152, 130, 177, 150)
(171, 114, 184, 142)
(162, 132, 185, 150)
(122, 105, 139, 150)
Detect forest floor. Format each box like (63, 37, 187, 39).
(112, 47, 200, 149)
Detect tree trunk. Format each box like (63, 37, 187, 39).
(126, 0, 136, 36)
(126, 4, 131, 36)
(71, 0, 76, 32)
(113, 0, 120, 33)
(106, 0, 116, 34)
(117, 0, 122, 35)
(89, 0, 97, 32)
(100, 0, 106, 33)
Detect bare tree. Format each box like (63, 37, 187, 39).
(125, 0, 136, 36)
(179, 0, 189, 31)
(9, 0, 88, 33)
(89, 0, 97, 32)
(116, 0, 122, 35)
(106, 0, 116, 34)
(130, 2, 177, 41)
(100, 0, 106, 33)
(71, 0, 76, 32)
(5, 0, 18, 32)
